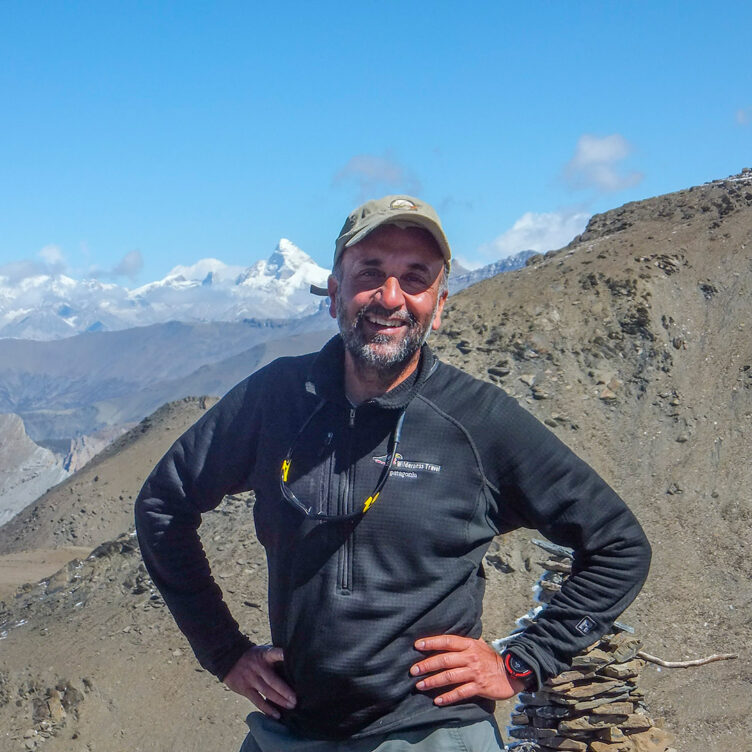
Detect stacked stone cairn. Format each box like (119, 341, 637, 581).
(493, 539, 677, 752)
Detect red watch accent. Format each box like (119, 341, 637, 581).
(502, 651, 534, 681)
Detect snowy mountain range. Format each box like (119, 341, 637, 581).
(0, 239, 330, 340)
(0, 240, 537, 341)
(448, 250, 537, 294)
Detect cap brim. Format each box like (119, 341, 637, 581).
(343, 213, 451, 265)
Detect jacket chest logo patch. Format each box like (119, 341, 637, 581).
(576, 616, 597, 635)
(372, 452, 441, 479)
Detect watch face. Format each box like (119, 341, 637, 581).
(504, 652, 534, 683)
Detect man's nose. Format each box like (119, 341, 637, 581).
(376, 276, 405, 309)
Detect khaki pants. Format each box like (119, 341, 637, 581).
(239, 713, 505, 752)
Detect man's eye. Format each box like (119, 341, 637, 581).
(357, 270, 384, 283)
(352, 270, 383, 287)
(402, 276, 428, 290)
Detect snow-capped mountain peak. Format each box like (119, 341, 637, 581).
(0, 240, 330, 340)
(238, 239, 328, 289)
(275, 237, 315, 264)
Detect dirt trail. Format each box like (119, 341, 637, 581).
(0, 548, 91, 600)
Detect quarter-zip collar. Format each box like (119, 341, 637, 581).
(307, 335, 438, 410)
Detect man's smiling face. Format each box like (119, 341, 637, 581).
(328, 224, 447, 378)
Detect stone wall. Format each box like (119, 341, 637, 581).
(495, 540, 677, 752)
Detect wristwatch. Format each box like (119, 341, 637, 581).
(501, 650, 536, 690)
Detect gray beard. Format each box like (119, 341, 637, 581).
(336, 300, 433, 378)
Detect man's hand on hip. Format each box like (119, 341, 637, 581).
(223, 645, 297, 719)
(411, 635, 527, 705)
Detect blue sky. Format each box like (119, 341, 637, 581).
(1, 1, 750, 285)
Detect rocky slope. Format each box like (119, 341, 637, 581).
(62, 425, 133, 475)
(0, 415, 67, 526)
(0, 397, 218, 555)
(1, 171, 751, 752)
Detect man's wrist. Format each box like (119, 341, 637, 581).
(501, 650, 536, 691)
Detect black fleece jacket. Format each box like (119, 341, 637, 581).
(135, 336, 651, 739)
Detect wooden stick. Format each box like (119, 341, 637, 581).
(637, 650, 738, 668)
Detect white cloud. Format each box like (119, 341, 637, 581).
(333, 152, 421, 199)
(564, 133, 643, 192)
(38, 244, 65, 268)
(481, 209, 590, 260)
(1, 247, 142, 285)
(0, 245, 69, 282)
(87, 249, 144, 281)
(736, 107, 752, 126)
(0, 260, 43, 283)
(112, 250, 143, 279)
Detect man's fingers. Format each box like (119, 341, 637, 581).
(245, 687, 281, 719)
(250, 662, 296, 708)
(410, 650, 467, 677)
(414, 635, 472, 652)
(232, 663, 295, 712)
(224, 645, 297, 710)
(410, 636, 521, 704)
(433, 683, 478, 706)
(254, 646, 295, 702)
(414, 667, 474, 690)
(252, 671, 296, 709)
(261, 646, 285, 664)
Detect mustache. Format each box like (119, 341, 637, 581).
(353, 305, 418, 327)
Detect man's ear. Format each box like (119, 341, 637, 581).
(327, 274, 338, 319)
(431, 290, 448, 331)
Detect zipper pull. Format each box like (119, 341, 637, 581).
(316, 431, 334, 459)
(349, 408, 356, 428)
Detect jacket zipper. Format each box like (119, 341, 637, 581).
(338, 407, 357, 593)
(319, 434, 334, 515)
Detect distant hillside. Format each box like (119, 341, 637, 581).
(0, 171, 750, 752)
(84, 329, 336, 435)
(0, 312, 336, 441)
(0, 397, 218, 554)
(0, 414, 67, 525)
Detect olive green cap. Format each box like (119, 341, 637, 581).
(310, 195, 452, 296)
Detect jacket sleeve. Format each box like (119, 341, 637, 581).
(134, 375, 263, 680)
(483, 393, 651, 689)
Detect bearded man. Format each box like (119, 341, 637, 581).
(135, 196, 651, 751)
